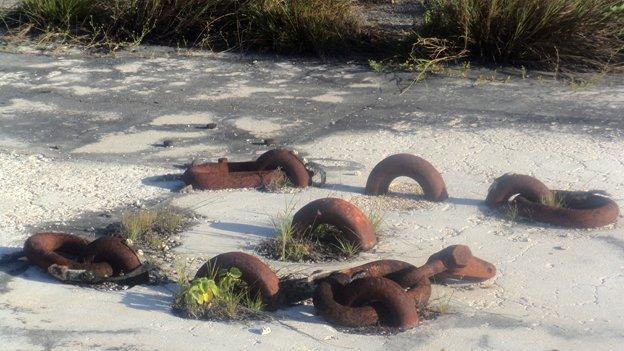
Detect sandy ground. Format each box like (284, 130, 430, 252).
(1, 49, 623, 350)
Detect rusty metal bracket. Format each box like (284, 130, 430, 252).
(183, 149, 311, 190)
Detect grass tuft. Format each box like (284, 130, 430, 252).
(119, 208, 187, 249)
(416, 0, 624, 69)
(258, 209, 366, 262)
(540, 193, 567, 208)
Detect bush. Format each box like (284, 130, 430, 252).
(5, 0, 365, 54)
(418, 0, 624, 68)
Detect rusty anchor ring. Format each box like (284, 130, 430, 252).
(486, 174, 619, 228)
(313, 274, 418, 329)
(512, 190, 619, 229)
(485, 173, 551, 208)
(194, 252, 282, 310)
(23, 233, 147, 283)
(82, 236, 147, 282)
(24, 232, 93, 272)
(365, 154, 448, 202)
(291, 198, 377, 251)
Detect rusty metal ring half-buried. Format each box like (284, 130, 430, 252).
(365, 154, 448, 202)
(485, 173, 551, 208)
(511, 190, 619, 228)
(24, 232, 116, 280)
(313, 275, 418, 329)
(256, 148, 311, 187)
(194, 252, 281, 310)
(83, 236, 146, 280)
(291, 198, 377, 251)
(24, 232, 91, 272)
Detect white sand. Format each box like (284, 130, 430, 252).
(2, 126, 623, 350)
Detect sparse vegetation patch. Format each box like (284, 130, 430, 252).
(173, 264, 265, 320)
(257, 209, 380, 262)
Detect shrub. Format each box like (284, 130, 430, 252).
(5, 0, 365, 54)
(418, 0, 624, 68)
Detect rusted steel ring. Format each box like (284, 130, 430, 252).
(511, 190, 619, 229)
(82, 236, 145, 279)
(485, 173, 550, 208)
(194, 252, 281, 310)
(313, 275, 418, 329)
(291, 198, 377, 251)
(365, 154, 448, 202)
(313, 274, 382, 327)
(23, 232, 90, 272)
(256, 149, 311, 187)
(336, 259, 431, 305)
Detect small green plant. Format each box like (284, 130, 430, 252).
(366, 208, 385, 235)
(175, 266, 265, 320)
(430, 290, 455, 315)
(505, 203, 519, 222)
(331, 235, 360, 258)
(368, 59, 385, 72)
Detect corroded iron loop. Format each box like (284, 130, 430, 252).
(256, 149, 311, 187)
(335, 259, 432, 306)
(485, 173, 550, 208)
(512, 190, 619, 229)
(23, 232, 90, 272)
(292, 198, 377, 251)
(23, 233, 140, 282)
(313, 274, 418, 329)
(365, 153, 448, 202)
(340, 277, 419, 329)
(313, 274, 382, 327)
(194, 252, 282, 310)
(82, 236, 144, 279)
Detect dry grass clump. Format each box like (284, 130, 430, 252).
(415, 0, 624, 69)
(120, 208, 188, 250)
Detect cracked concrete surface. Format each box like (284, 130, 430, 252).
(0, 48, 623, 350)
